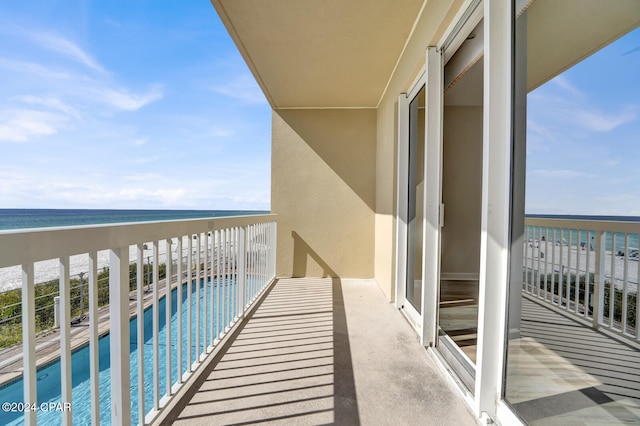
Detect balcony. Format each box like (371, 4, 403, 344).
(0, 215, 476, 425)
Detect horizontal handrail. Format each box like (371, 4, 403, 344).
(0, 214, 277, 268)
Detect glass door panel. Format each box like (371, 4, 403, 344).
(406, 86, 426, 314)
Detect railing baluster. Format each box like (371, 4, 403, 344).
(195, 233, 201, 361)
(203, 232, 209, 352)
(259, 223, 263, 286)
(176, 237, 183, 383)
(152, 241, 160, 411)
(576, 229, 582, 315)
(59, 256, 72, 426)
(231, 227, 236, 321)
(523, 225, 529, 292)
(551, 228, 556, 304)
(88, 251, 100, 426)
(209, 233, 215, 348)
(585, 231, 592, 318)
(222, 229, 227, 333)
(567, 229, 573, 310)
(21, 263, 36, 426)
(594, 230, 605, 328)
(623, 233, 629, 333)
(136, 244, 145, 424)
(215, 230, 221, 342)
(187, 236, 193, 371)
(224, 228, 231, 328)
(238, 226, 246, 318)
(109, 247, 132, 426)
(559, 227, 564, 305)
(165, 239, 173, 397)
(610, 233, 616, 329)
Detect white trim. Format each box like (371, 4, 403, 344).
(275, 106, 378, 110)
(440, 0, 484, 63)
(496, 400, 525, 426)
(440, 272, 480, 281)
(400, 299, 422, 331)
(406, 69, 426, 100)
(421, 46, 443, 347)
(395, 94, 409, 309)
(376, 0, 432, 108)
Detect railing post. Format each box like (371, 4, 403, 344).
(237, 226, 246, 318)
(136, 244, 145, 424)
(59, 256, 72, 426)
(109, 247, 132, 426)
(593, 230, 605, 328)
(21, 263, 36, 426)
(54, 296, 60, 328)
(88, 251, 100, 426)
(165, 239, 173, 397)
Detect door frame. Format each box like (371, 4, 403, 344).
(395, 70, 426, 332)
(394, 47, 443, 346)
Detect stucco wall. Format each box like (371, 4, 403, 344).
(374, 0, 464, 301)
(441, 106, 483, 276)
(272, 109, 376, 278)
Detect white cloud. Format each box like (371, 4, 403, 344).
(529, 169, 595, 178)
(0, 109, 66, 142)
(571, 107, 636, 132)
(124, 173, 162, 181)
(12, 95, 77, 117)
(0, 57, 71, 80)
(27, 31, 106, 74)
(132, 138, 148, 146)
(551, 75, 584, 97)
(210, 127, 234, 137)
(211, 74, 267, 105)
(94, 85, 163, 111)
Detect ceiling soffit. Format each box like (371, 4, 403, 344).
(213, 0, 425, 109)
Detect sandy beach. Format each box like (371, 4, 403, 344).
(0, 235, 221, 292)
(524, 241, 639, 291)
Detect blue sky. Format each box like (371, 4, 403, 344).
(526, 26, 640, 215)
(0, 1, 270, 210)
(0, 3, 638, 215)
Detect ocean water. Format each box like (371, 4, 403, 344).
(526, 214, 640, 252)
(0, 209, 268, 291)
(0, 208, 268, 231)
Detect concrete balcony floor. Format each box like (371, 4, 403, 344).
(163, 278, 477, 425)
(506, 297, 640, 425)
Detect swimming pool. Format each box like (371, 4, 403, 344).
(0, 277, 237, 425)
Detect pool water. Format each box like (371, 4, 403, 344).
(0, 277, 238, 425)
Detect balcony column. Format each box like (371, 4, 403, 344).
(109, 247, 131, 425)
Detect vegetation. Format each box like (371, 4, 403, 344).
(0, 262, 166, 349)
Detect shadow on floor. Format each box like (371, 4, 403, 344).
(163, 277, 360, 425)
(506, 297, 640, 425)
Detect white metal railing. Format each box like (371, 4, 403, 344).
(523, 217, 639, 344)
(0, 214, 277, 425)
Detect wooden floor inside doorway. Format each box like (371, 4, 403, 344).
(439, 279, 479, 363)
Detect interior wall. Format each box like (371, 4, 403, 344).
(272, 109, 376, 278)
(441, 106, 483, 276)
